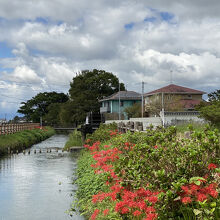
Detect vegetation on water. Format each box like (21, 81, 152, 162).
(0, 127, 55, 157)
(72, 123, 220, 220)
(64, 129, 83, 150)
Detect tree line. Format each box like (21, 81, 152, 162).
(16, 69, 125, 126)
(14, 68, 220, 127)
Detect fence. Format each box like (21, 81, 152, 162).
(0, 123, 40, 135)
(117, 121, 143, 133)
(105, 117, 161, 130)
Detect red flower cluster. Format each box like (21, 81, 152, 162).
(124, 142, 135, 151)
(91, 209, 99, 220)
(85, 137, 159, 220)
(34, 126, 47, 131)
(84, 141, 100, 151)
(115, 188, 158, 219)
(85, 139, 91, 143)
(109, 130, 118, 136)
(180, 182, 218, 204)
(91, 147, 122, 176)
(208, 163, 218, 170)
(92, 185, 158, 219)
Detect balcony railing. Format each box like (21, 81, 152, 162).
(100, 106, 111, 113)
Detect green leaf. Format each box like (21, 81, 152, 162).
(193, 209, 202, 216)
(174, 196, 181, 201)
(189, 177, 205, 185)
(194, 180, 201, 186)
(210, 208, 215, 213)
(210, 202, 216, 208)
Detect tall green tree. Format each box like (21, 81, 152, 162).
(197, 90, 220, 126)
(44, 103, 62, 126)
(66, 69, 125, 123)
(124, 103, 141, 119)
(18, 92, 68, 123)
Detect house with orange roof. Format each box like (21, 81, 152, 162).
(144, 84, 206, 116)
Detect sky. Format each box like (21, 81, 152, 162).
(0, 0, 220, 119)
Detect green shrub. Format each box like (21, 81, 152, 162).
(0, 127, 55, 157)
(64, 129, 83, 150)
(73, 124, 220, 219)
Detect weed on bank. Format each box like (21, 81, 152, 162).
(0, 126, 55, 157)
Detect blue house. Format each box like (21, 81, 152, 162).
(99, 91, 141, 120)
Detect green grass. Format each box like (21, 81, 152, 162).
(0, 127, 55, 157)
(175, 122, 208, 133)
(64, 129, 83, 150)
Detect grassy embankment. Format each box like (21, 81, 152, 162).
(0, 127, 55, 157)
(71, 123, 219, 220)
(64, 129, 83, 151)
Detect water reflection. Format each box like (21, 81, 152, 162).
(0, 135, 84, 220)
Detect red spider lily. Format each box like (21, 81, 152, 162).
(180, 180, 219, 205)
(109, 130, 118, 136)
(84, 141, 100, 151)
(85, 139, 91, 143)
(103, 209, 109, 216)
(208, 163, 218, 170)
(124, 142, 135, 151)
(133, 210, 142, 216)
(144, 213, 158, 220)
(196, 193, 207, 202)
(90, 209, 100, 220)
(181, 197, 192, 204)
(88, 136, 159, 219)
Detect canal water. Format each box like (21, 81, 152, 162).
(0, 134, 84, 220)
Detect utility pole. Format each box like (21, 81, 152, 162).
(170, 70, 173, 84)
(141, 81, 144, 118)
(40, 116, 42, 129)
(118, 81, 121, 120)
(161, 92, 165, 127)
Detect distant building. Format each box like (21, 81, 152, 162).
(0, 118, 7, 124)
(144, 84, 205, 116)
(99, 91, 141, 120)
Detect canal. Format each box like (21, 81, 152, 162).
(0, 134, 84, 220)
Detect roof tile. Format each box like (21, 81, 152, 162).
(100, 91, 141, 101)
(145, 84, 205, 96)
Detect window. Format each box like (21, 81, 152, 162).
(187, 94, 192, 99)
(120, 101, 124, 107)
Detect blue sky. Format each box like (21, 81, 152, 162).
(0, 0, 220, 119)
(0, 42, 14, 58)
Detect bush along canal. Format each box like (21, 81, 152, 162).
(73, 124, 220, 220)
(0, 132, 84, 220)
(0, 126, 55, 157)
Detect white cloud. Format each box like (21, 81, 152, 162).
(133, 49, 220, 89)
(12, 65, 41, 83)
(1, 0, 220, 118)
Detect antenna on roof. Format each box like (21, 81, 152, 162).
(170, 70, 173, 84)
